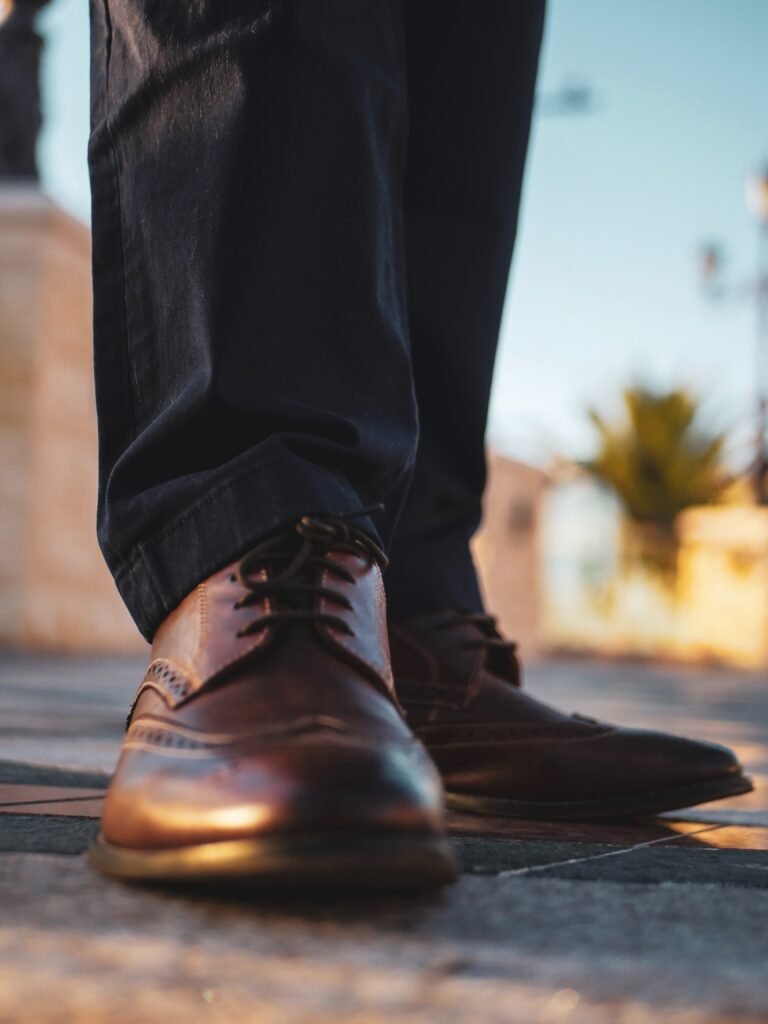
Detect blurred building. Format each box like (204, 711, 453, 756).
(541, 475, 768, 669)
(677, 505, 768, 668)
(473, 452, 548, 659)
(0, 185, 145, 652)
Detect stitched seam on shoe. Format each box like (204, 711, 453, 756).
(195, 582, 208, 661)
(417, 726, 613, 744)
(128, 713, 355, 742)
(124, 724, 418, 752)
(374, 568, 393, 689)
(120, 736, 417, 759)
(136, 662, 196, 707)
(204, 568, 273, 684)
(123, 733, 420, 750)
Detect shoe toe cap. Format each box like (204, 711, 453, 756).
(614, 727, 743, 788)
(435, 723, 746, 806)
(101, 737, 444, 850)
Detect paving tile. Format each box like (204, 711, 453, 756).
(0, 738, 121, 774)
(0, 760, 110, 789)
(0, 783, 107, 806)
(675, 825, 768, 851)
(4, 851, 768, 1023)
(475, 840, 768, 888)
(0, 798, 104, 817)
(454, 831, 768, 885)
(2, 652, 768, 1022)
(0, 814, 100, 854)
(0, 781, 105, 819)
(447, 812, 718, 848)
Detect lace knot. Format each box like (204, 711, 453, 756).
(232, 510, 386, 640)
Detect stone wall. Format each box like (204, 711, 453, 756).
(0, 186, 146, 652)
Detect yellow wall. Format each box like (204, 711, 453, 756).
(676, 507, 768, 668)
(541, 483, 768, 668)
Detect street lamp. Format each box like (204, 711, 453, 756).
(698, 165, 768, 505)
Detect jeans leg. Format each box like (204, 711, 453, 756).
(384, 0, 545, 618)
(89, 0, 416, 639)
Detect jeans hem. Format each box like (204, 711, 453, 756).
(110, 454, 378, 641)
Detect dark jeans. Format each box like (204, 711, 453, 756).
(89, 0, 544, 640)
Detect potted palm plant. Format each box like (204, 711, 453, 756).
(585, 386, 730, 579)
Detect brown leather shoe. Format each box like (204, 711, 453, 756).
(90, 516, 457, 889)
(389, 610, 753, 820)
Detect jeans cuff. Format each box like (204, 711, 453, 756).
(111, 453, 379, 640)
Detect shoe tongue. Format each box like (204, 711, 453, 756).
(484, 640, 519, 685)
(442, 610, 520, 686)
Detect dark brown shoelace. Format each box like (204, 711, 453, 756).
(232, 511, 387, 640)
(434, 610, 520, 683)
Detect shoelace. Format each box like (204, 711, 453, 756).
(231, 510, 387, 640)
(434, 610, 520, 685)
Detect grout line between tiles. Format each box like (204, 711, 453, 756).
(494, 823, 728, 879)
(0, 796, 105, 809)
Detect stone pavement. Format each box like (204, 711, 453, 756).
(1, 652, 767, 1023)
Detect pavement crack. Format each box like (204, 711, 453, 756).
(495, 824, 726, 879)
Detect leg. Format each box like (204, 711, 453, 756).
(89, 0, 417, 639)
(384, 1, 750, 820)
(89, 1, 457, 890)
(384, 0, 545, 617)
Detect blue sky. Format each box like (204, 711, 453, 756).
(38, 0, 768, 467)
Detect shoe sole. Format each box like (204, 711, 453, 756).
(445, 772, 754, 821)
(89, 831, 459, 891)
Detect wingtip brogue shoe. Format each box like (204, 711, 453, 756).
(90, 517, 458, 889)
(389, 610, 752, 820)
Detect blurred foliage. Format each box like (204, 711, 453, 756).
(585, 386, 730, 535)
